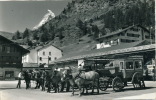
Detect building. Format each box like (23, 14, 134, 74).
(22, 44, 63, 68)
(50, 41, 155, 72)
(96, 25, 153, 49)
(0, 35, 29, 80)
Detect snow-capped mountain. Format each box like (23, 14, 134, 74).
(33, 9, 55, 30)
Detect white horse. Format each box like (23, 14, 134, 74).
(62, 69, 100, 96)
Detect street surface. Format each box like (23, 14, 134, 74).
(0, 80, 156, 100)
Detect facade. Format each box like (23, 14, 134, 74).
(22, 44, 62, 68)
(96, 25, 153, 49)
(0, 35, 29, 80)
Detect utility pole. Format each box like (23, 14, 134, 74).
(48, 56, 49, 67)
(150, 27, 153, 44)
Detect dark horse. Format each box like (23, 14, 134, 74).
(32, 70, 42, 89)
(22, 70, 31, 89)
(62, 69, 100, 96)
(47, 70, 66, 93)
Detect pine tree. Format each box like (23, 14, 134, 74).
(40, 33, 50, 42)
(14, 30, 21, 40)
(23, 28, 29, 39)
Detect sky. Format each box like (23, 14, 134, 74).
(0, 0, 71, 33)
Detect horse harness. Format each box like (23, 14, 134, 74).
(74, 71, 92, 81)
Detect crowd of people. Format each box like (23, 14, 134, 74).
(16, 68, 70, 92)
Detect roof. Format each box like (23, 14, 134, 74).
(52, 40, 154, 64)
(23, 63, 38, 67)
(0, 35, 29, 55)
(36, 43, 62, 52)
(26, 43, 62, 53)
(96, 25, 150, 40)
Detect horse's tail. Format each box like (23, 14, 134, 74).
(98, 77, 100, 88)
(96, 72, 100, 88)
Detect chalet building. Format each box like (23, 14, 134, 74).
(22, 44, 63, 68)
(0, 35, 29, 80)
(96, 25, 154, 49)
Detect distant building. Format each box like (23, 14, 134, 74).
(0, 35, 29, 80)
(22, 44, 63, 68)
(96, 25, 153, 49)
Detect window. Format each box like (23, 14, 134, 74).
(127, 33, 140, 38)
(49, 52, 51, 56)
(121, 32, 125, 36)
(48, 57, 51, 61)
(145, 35, 150, 39)
(126, 61, 133, 69)
(54, 57, 57, 60)
(39, 57, 42, 61)
(43, 52, 45, 56)
(121, 39, 126, 42)
(120, 62, 124, 69)
(2, 46, 5, 52)
(13, 47, 16, 52)
(135, 61, 142, 69)
(6, 47, 10, 53)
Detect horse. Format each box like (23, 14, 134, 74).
(46, 69, 70, 93)
(32, 70, 42, 89)
(40, 70, 47, 91)
(46, 70, 63, 93)
(22, 70, 31, 89)
(62, 69, 100, 96)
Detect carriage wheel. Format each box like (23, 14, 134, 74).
(132, 72, 141, 89)
(112, 77, 124, 92)
(132, 72, 145, 89)
(99, 77, 109, 91)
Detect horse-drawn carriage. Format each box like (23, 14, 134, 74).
(86, 56, 146, 92)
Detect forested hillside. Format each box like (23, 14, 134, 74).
(12, 0, 155, 48)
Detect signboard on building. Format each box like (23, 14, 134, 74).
(96, 43, 111, 49)
(128, 55, 143, 60)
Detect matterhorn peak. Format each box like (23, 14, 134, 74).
(33, 9, 55, 30)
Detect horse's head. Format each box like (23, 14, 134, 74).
(61, 69, 72, 81)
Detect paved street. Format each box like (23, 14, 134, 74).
(0, 80, 156, 100)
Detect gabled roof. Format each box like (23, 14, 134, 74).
(36, 43, 62, 52)
(26, 43, 62, 53)
(52, 40, 154, 64)
(96, 25, 150, 40)
(0, 35, 29, 55)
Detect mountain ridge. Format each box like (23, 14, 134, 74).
(33, 9, 55, 30)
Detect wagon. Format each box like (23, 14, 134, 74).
(84, 56, 146, 92)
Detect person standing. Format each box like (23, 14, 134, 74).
(152, 58, 155, 81)
(16, 71, 22, 88)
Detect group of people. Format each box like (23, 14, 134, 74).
(16, 68, 70, 93)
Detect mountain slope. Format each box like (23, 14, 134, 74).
(0, 31, 14, 39)
(13, 0, 155, 53)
